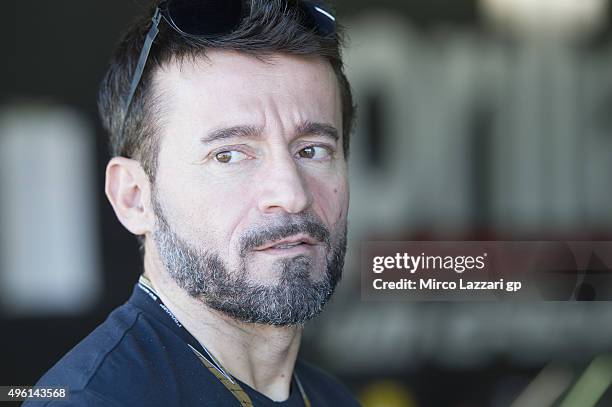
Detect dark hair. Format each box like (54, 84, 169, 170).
(98, 0, 355, 182)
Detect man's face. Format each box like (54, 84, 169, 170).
(150, 51, 349, 325)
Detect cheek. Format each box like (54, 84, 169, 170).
(158, 169, 254, 246)
(202, 183, 254, 231)
(307, 174, 349, 226)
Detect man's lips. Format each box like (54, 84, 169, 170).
(253, 234, 320, 251)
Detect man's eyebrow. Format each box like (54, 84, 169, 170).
(200, 121, 339, 145)
(201, 125, 262, 145)
(296, 121, 339, 142)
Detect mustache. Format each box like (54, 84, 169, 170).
(239, 214, 330, 257)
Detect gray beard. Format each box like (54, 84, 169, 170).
(151, 191, 347, 326)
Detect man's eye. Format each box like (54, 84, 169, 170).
(297, 146, 330, 160)
(214, 150, 249, 164)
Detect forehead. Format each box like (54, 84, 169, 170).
(152, 51, 342, 141)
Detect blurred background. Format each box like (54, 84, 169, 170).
(3, 0, 612, 406)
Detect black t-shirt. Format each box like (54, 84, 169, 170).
(24, 283, 360, 406)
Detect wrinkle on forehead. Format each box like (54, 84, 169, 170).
(154, 50, 340, 110)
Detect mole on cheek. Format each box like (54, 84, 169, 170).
(334, 188, 338, 193)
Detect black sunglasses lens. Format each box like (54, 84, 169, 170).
(168, 0, 244, 36)
(299, 1, 335, 36)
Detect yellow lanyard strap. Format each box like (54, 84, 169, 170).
(190, 346, 311, 407)
(192, 348, 254, 407)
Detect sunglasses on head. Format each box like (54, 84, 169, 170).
(120, 0, 336, 138)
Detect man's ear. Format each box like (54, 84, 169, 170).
(105, 157, 155, 235)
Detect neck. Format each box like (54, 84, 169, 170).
(143, 248, 302, 402)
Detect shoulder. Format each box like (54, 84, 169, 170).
(34, 304, 142, 389)
(31, 303, 178, 405)
(295, 359, 361, 406)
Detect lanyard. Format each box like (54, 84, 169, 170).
(137, 275, 311, 407)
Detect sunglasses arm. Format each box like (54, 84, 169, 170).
(120, 8, 163, 138)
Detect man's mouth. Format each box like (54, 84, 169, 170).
(254, 234, 319, 252)
(270, 242, 303, 249)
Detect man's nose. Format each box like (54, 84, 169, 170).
(256, 152, 312, 214)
